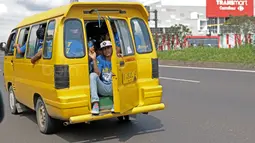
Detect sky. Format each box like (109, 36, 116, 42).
(0, 0, 225, 42)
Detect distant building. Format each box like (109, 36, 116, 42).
(146, 2, 208, 35)
(145, 0, 254, 36)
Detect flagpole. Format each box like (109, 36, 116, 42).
(70, 0, 79, 3)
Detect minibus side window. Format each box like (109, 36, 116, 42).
(112, 20, 135, 56)
(26, 25, 40, 58)
(43, 20, 55, 59)
(64, 19, 85, 58)
(130, 18, 153, 54)
(16, 28, 29, 58)
(26, 23, 47, 59)
(6, 31, 17, 56)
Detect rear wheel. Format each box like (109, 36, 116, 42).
(8, 86, 18, 114)
(124, 115, 130, 121)
(117, 116, 124, 121)
(35, 97, 62, 134)
(117, 115, 130, 122)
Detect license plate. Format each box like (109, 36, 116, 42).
(123, 71, 136, 84)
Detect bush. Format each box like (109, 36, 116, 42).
(157, 46, 255, 64)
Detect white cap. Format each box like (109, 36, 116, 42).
(100, 40, 112, 49)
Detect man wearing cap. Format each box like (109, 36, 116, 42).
(89, 40, 114, 115)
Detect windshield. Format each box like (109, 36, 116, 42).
(130, 18, 153, 54)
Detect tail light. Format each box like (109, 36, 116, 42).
(54, 65, 69, 89)
(152, 58, 159, 78)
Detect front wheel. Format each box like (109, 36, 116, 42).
(8, 86, 18, 114)
(35, 97, 62, 134)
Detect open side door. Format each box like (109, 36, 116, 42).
(106, 18, 139, 114)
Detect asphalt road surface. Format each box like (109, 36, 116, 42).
(0, 57, 255, 143)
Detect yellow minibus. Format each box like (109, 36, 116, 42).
(0, 2, 165, 134)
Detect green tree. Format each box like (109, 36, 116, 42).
(222, 15, 255, 46)
(165, 24, 192, 49)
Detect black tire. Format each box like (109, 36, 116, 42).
(117, 116, 124, 121)
(8, 86, 18, 114)
(118, 116, 130, 122)
(124, 115, 130, 121)
(35, 97, 62, 134)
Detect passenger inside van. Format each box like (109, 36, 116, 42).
(130, 22, 145, 53)
(88, 40, 95, 73)
(86, 21, 131, 115)
(86, 21, 109, 74)
(64, 22, 84, 58)
(105, 22, 122, 57)
(14, 27, 45, 59)
(89, 40, 114, 115)
(9, 33, 16, 54)
(31, 27, 46, 64)
(88, 36, 105, 73)
(133, 32, 143, 52)
(14, 38, 27, 55)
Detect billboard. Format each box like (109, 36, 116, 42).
(206, 0, 254, 17)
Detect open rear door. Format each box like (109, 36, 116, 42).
(106, 18, 139, 114)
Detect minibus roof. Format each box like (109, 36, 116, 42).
(15, 2, 148, 29)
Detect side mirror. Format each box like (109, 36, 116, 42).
(0, 42, 6, 52)
(0, 90, 4, 123)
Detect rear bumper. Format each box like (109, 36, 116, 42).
(69, 103, 165, 124)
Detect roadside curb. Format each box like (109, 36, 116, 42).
(159, 60, 255, 71)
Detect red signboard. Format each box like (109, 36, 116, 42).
(206, 0, 254, 17)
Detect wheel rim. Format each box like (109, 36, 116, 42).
(38, 103, 46, 128)
(9, 90, 15, 110)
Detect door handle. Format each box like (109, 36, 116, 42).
(11, 60, 13, 66)
(120, 61, 125, 67)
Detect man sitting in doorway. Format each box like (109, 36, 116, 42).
(105, 23, 122, 57)
(89, 40, 113, 115)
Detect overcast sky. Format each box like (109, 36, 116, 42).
(0, 0, 217, 42)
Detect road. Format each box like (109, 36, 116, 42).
(0, 57, 255, 143)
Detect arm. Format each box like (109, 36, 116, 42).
(89, 51, 101, 76)
(93, 59, 100, 76)
(114, 34, 123, 57)
(116, 46, 123, 57)
(14, 44, 26, 54)
(31, 49, 42, 64)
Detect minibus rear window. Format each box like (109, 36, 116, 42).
(64, 19, 85, 58)
(130, 18, 153, 54)
(113, 19, 135, 56)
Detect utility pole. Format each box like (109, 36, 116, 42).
(70, 0, 78, 3)
(154, 9, 158, 49)
(145, 6, 158, 49)
(154, 10, 158, 29)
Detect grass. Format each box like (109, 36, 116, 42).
(157, 46, 255, 64)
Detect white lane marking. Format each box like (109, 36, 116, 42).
(160, 77, 200, 83)
(159, 65, 255, 73)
